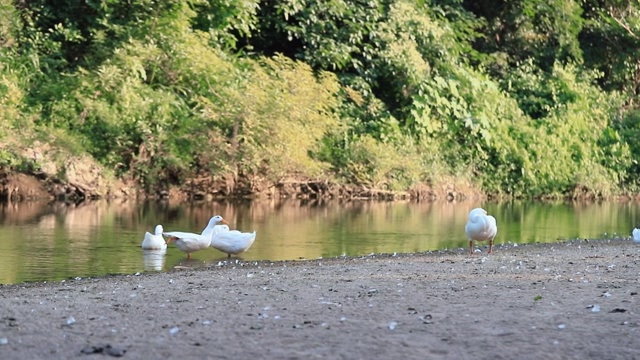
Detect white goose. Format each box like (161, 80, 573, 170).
(163, 215, 228, 259)
(465, 208, 497, 255)
(201, 223, 230, 242)
(141, 224, 167, 250)
(210, 224, 257, 258)
(632, 228, 640, 244)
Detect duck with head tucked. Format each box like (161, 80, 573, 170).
(141, 224, 167, 251)
(632, 228, 640, 244)
(209, 222, 257, 258)
(465, 208, 497, 255)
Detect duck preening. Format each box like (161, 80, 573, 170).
(465, 208, 497, 255)
(210, 227, 257, 257)
(141, 224, 167, 250)
(632, 228, 640, 244)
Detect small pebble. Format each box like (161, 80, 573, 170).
(169, 326, 180, 335)
(81, 344, 126, 357)
(0, 337, 8, 345)
(105, 344, 126, 357)
(81, 345, 101, 354)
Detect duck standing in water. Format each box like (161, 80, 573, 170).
(141, 224, 167, 250)
(465, 208, 497, 255)
(164, 215, 228, 259)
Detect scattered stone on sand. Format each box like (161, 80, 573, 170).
(80, 344, 126, 357)
(1, 238, 639, 359)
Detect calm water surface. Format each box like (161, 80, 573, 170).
(0, 199, 638, 284)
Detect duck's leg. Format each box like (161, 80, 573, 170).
(227, 254, 231, 258)
(469, 240, 474, 255)
(488, 239, 494, 254)
(187, 253, 192, 259)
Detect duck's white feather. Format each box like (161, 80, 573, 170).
(141, 224, 167, 250)
(211, 229, 257, 256)
(632, 228, 640, 244)
(163, 216, 227, 256)
(465, 208, 497, 241)
(465, 208, 497, 254)
(204, 224, 230, 238)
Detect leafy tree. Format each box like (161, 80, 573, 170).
(461, 0, 584, 73)
(580, 1, 640, 98)
(1, 0, 639, 199)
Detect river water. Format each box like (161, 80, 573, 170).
(0, 199, 637, 284)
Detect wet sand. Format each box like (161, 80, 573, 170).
(0, 238, 639, 359)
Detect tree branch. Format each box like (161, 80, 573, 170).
(609, 8, 638, 39)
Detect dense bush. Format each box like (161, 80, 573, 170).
(0, 0, 639, 198)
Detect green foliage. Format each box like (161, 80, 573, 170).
(320, 132, 423, 190)
(462, 0, 584, 72)
(0, 0, 33, 135)
(1, 0, 639, 199)
(612, 108, 640, 189)
(502, 64, 628, 196)
(190, 0, 259, 49)
(191, 53, 342, 180)
(580, 1, 640, 97)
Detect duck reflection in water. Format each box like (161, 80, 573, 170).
(142, 249, 167, 271)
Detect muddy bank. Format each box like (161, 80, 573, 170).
(0, 138, 478, 202)
(3, 138, 636, 203)
(0, 164, 478, 203)
(180, 175, 476, 202)
(0, 238, 638, 359)
(0, 143, 627, 203)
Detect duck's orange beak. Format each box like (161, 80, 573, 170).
(220, 219, 229, 225)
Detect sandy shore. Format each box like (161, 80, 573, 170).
(0, 239, 639, 359)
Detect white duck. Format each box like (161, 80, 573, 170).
(632, 228, 640, 244)
(465, 207, 497, 255)
(200, 223, 230, 242)
(141, 224, 167, 250)
(163, 215, 228, 259)
(210, 225, 257, 257)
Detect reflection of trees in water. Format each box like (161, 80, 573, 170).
(1, 199, 639, 284)
(482, 201, 639, 245)
(0, 200, 153, 284)
(0, 201, 54, 225)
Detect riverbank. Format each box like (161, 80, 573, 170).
(0, 238, 639, 359)
(0, 164, 477, 202)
